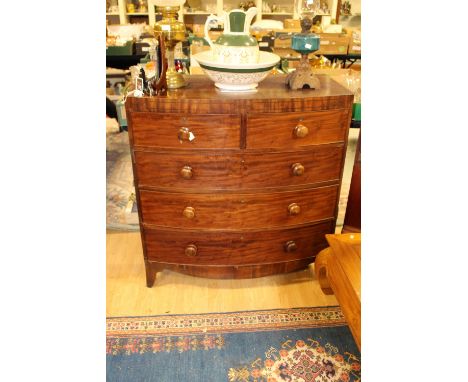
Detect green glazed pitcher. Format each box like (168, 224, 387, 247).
(204, 7, 259, 64)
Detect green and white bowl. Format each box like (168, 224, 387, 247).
(192, 50, 280, 91)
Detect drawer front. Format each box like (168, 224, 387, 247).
(143, 222, 333, 265)
(134, 150, 243, 190)
(246, 110, 349, 148)
(134, 144, 344, 190)
(139, 185, 338, 229)
(130, 112, 241, 148)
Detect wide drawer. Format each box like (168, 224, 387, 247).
(139, 185, 338, 229)
(130, 112, 241, 149)
(133, 144, 344, 190)
(246, 109, 349, 148)
(143, 222, 333, 265)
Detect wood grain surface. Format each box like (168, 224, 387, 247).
(315, 233, 361, 349)
(125, 75, 353, 284)
(134, 144, 344, 191)
(246, 109, 349, 148)
(139, 185, 339, 229)
(131, 112, 241, 149)
(143, 221, 333, 266)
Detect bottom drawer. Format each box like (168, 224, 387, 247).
(143, 221, 334, 266)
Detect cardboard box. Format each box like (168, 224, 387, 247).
(192, 24, 205, 38)
(273, 32, 294, 49)
(347, 29, 361, 55)
(315, 33, 349, 55)
(284, 19, 300, 29)
(210, 31, 223, 40)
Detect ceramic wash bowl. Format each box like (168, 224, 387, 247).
(192, 50, 280, 91)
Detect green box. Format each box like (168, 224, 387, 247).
(106, 41, 134, 56)
(352, 103, 361, 121)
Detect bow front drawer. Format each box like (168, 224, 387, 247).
(134, 144, 344, 190)
(130, 112, 241, 148)
(139, 185, 339, 229)
(246, 109, 349, 148)
(144, 222, 333, 265)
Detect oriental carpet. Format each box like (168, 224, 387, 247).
(106, 306, 360, 382)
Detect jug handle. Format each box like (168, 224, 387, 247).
(204, 14, 221, 50)
(244, 7, 258, 33)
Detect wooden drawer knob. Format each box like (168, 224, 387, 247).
(291, 163, 305, 176)
(284, 240, 297, 253)
(294, 123, 309, 138)
(180, 165, 193, 179)
(178, 127, 193, 142)
(183, 206, 195, 219)
(185, 244, 198, 257)
(288, 203, 301, 216)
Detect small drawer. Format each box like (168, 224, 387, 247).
(242, 145, 344, 189)
(143, 222, 333, 265)
(246, 109, 349, 148)
(134, 150, 243, 190)
(130, 112, 241, 149)
(134, 144, 344, 190)
(139, 185, 339, 229)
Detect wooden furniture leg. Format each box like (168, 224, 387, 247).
(314, 247, 334, 294)
(144, 260, 157, 288)
(314, 233, 361, 350)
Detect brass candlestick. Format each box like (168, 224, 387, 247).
(154, 5, 186, 89)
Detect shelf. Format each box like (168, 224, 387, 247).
(184, 12, 211, 15)
(126, 13, 149, 16)
(106, 13, 120, 16)
(262, 12, 293, 15)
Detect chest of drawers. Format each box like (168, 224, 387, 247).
(125, 75, 353, 287)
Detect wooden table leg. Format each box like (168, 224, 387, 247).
(315, 247, 334, 295)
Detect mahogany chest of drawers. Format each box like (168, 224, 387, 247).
(125, 75, 353, 287)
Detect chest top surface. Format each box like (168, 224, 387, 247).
(126, 75, 354, 114)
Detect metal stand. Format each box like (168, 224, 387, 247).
(286, 53, 321, 90)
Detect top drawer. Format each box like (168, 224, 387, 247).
(246, 109, 349, 148)
(130, 112, 241, 149)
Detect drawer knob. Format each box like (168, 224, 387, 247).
(183, 206, 195, 219)
(294, 123, 309, 138)
(178, 127, 192, 142)
(288, 203, 301, 216)
(291, 163, 305, 176)
(180, 165, 193, 179)
(185, 244, 198, 257)
(284, 240, 297, 253)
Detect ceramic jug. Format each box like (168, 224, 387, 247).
(204, 7, 259, 65)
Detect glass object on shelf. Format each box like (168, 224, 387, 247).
(127, 2, 136, 13)
(126, 0, 148, 14)
(238, 1, 256, 11)
(108, 0, 119, 13)
(341, 0, 352, 16)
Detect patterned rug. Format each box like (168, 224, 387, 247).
(107, 306, 360, 381)
(106, 128, 359, 232)
(107, 130, 139, 231)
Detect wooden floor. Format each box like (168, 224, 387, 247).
(107, 231, 338, 317)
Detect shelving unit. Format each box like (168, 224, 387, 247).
(106, 0, 308, 26)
